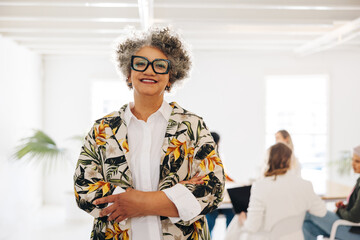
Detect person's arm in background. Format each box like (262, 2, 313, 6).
(242, 182, 265, 233)
(335, 201, 346, 209)
(306, 180, 327, 217)
(336, 180, 360, 222)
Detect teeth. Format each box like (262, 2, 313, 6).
(141, 79, 156, 83)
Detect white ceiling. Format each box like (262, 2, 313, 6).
(1, 0, 360, 56)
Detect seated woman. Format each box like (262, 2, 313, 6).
(258, 130, 301, 179)
(275, 129, 301, 176)
(303, 145, 360, 240)
(225, 143, 326, 240)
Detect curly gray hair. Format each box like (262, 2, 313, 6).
(115, 26, 192, 91)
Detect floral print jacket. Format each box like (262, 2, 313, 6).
(74, 102, 225, 240)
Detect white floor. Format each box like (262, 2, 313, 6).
(0, 205, 92, 240)
(0, 205, 227, 240)
(2, 203, 339, 240)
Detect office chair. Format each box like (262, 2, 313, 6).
(269, 213, 305, 240)
(321, 219, 360, 240)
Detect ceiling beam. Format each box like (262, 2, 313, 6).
(0, 20, 138, 29)
(0, 17, 140, 23)
(0, 0, 138, 7)
(0, 6, 139, 19)
(155, 1, 360, 10)
(294, 17, 360, 55)
(0, 28, 126, 34)
(2, 0, 360, 10)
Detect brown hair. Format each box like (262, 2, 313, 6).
(276, 129, 294, 150)
(264, 143, 292, 179)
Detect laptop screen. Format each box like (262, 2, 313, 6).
(227, 185, 252, 214)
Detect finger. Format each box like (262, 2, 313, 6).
(108, 209, 123, 221)
(115, 215, 127, 223)
(93, 195, 115, 205)
(100, 205, 116, 217)
(189, 176, 203, 182)
(193, 175, 204, 179)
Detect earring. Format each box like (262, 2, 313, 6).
(165, 85, 171, 91)
(127, 78, 133, 89)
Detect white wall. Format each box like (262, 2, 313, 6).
(0, 35, 43, 236)
(43, 55, 119, 205)
(43, 49, 360, 204)
(189, 50, 360, 185)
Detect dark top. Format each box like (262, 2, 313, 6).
(336, 177, 360, 222)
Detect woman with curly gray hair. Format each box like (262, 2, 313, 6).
(74, 26, 225, 240)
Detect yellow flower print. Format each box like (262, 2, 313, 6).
(169, 102, 176, 108)
(187, 147, 195, 174)
(87, 181, 111, 196)
(202, 175, 210, 184)
(112, 127, 118, 136)
(191, 221, 202, 240)
(105, 228, 115, 239)
(122, 139, 129, 153)
(188, 147, 194, 163)
(118, 139, 129, 153)
(166, 138, 188, 161)
(95, 120, 109, 146)
(104, 112, 115, 118)
(122, 230, 129, 240)
(105, 223, 129, 240)
(74, 187, 79, 200)
(200, 150, 223, 172)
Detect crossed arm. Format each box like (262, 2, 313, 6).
(93, 173, 205, 223)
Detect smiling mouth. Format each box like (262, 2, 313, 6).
(140, 79, 157, 83)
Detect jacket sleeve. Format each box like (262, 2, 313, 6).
(306, 181, 327, 218)
(243, 182, 265, 233)
(176, 118, 225, 226)
(336, 184, 360, 222)
(73, 124, 117, 218)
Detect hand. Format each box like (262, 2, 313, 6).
(93, 188, 145, 223)
(180, 173, 205, 185)
(238, 211, 247, 226)
(335, 201, 346, 209)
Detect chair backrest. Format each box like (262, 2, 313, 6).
(270, 213, 305, 240)
(326, 219, 360, 240)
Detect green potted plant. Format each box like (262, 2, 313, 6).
(14, 129, 66, 172)
(334, 150, 353, 176)
(13, 129, 89, 220)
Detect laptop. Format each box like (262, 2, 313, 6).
(227, 185, 252, 214)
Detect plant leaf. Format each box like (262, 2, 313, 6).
(13, 130, 63, 160)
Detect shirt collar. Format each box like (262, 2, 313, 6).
(124, 100, 172, 126)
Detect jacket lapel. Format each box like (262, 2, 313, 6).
(108, 104, 133, 187)
(160, 102, 182, 165)
(114, 104, 131, 164)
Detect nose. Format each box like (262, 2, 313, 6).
(144, 63, 156, 75)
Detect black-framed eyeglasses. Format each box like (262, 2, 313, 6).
(131, 55, 171, 74)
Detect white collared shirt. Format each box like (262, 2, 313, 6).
(117, 100, 201, 240)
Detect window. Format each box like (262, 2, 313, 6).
(265, 75, 328, 194)
(91, 80, 132, 121)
